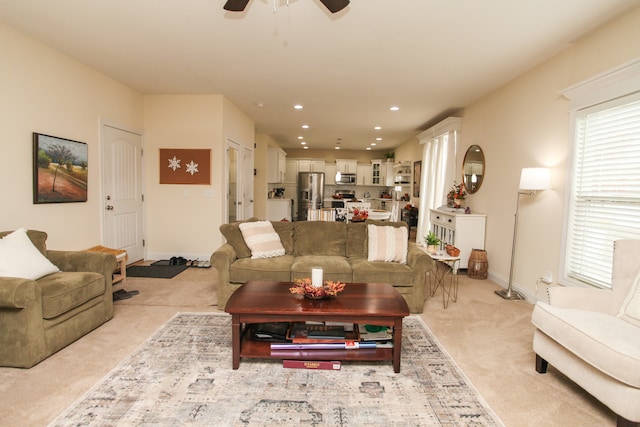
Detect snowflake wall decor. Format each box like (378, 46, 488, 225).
(185, 160, 199, 175)
(168, 156, 181, 171)
(159, 149, 211, 185)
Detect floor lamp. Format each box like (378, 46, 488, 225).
(496, 167, 551, 300)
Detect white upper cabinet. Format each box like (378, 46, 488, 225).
(298, 160, 326, 172)
(336, 159, 357, 173)
(267, 148, 287, 183)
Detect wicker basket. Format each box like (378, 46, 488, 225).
(468, 249, 488, 279)
(445, 244, 460, 257)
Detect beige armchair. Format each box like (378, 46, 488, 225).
(0, 230, 116, 368)
(531, 239, 640, 427)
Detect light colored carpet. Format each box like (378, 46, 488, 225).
(48, 313, 503, 426)
(0, 265, 616, 426)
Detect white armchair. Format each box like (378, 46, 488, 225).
(531, 239, 640, 427)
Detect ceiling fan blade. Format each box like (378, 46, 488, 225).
(223, 0, 250, 12)
(319, 0, 350, 13)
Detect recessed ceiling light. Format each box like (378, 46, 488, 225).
(371, 143, 377, 146)
(376, 137, 382, 141)
(390, 106, 399, 111)
(302, 124, 309, 129)
(303, 146, 309, 149)
(298, 136, 304, 139)
(300, 141, 306, 145)
(294, 104, 304, 110)
(374, 126, 382, 130)
(366, 147, 372, 151)
(335, 147, 340, 150)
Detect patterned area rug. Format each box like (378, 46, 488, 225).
(49, 313, 503, 426)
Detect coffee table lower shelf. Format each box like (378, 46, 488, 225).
(239, 334, 394, 363)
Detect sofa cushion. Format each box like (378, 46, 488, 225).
(0, 228, 60, 281)
(367, 224, 408, 263)
(293, 222, 347, 256)
(350, 257, 414, 287)
(532, 301, 640, 388)
(346, 223, 367, 258)
(619, 270, 640, 327)
(239, 221, 286, 259)
(272, 221, 294, 255)
(229, 255, 295, 283)
(219, 217, 259, 259)
(290, 255, 353, 283)
(38, 271, 106, 319)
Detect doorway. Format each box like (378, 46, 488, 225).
(101, 124, 144, 263)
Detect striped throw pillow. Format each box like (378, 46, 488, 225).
(239, 221, 285, 259)
(367, 224, 408, 264)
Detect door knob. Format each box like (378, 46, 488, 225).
(106, 205, 114, 210)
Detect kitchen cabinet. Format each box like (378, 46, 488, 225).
(267, 199, 293, 221)
(284, 159, 298, 183)
(325, 163, 337, 185)
(356, 164, 372, 185)
(430, 208, 486, 269)
(336, 159, 357, 174)
(267, 148, 286, 183)
(298, 160, 325, 172)
(381, 161, 395, 186)
(371, 160, 382, 185)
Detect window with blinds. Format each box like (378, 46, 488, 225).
(564, 92, 640, 288)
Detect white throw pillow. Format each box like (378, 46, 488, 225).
(239, 221, 285, 259)
(367, 224, 408, 264)
(619, 270, 640, 327)
(0, 228, 60, 280)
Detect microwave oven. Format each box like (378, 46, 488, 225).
(335, 173, 356, 185)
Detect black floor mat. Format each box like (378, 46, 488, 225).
(126, 264, 188, 279)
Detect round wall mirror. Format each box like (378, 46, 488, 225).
(462, 145, 485, 194)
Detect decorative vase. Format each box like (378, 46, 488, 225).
(453, 198, 462, 208)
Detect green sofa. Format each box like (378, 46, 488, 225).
(211, 219, 433, 313)
(0, 230, 117, 368)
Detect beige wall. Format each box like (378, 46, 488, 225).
(143, 95, 254, 260)
(0, 23, 144, 250)
(437, 7, 640, 298)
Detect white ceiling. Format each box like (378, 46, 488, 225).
(1, 0, 639, 151)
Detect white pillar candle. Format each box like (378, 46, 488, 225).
(311, 268, 323, 288)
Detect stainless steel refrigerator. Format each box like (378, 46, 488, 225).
(297, 172, 325, 221)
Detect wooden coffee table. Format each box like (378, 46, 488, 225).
(224, 281, 410, 373)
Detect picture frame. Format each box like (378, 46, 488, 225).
(159, 148, 211, 185)
(33, 133, 88, 204)
(413, 161, 422, 197)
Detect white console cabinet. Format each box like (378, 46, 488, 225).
(430, 208, 486, 269)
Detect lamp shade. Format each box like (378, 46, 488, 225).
(519, 167, 550, 190)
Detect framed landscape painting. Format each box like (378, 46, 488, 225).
(33, 133, 88, 204)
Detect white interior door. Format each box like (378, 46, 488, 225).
(101, 124, 144, 262)
(243, 147, 254, 219)
(227, 140, 240, 223)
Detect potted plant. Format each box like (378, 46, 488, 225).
(425, 231, 440, 254)
(384, 152, 395, 161)
(448, 181, 466, 208)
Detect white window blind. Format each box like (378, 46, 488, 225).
(565, 92, 640, 288)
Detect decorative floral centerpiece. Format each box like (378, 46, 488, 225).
(448, 181, 466, 207)
(290, 278, 346, 299)
(350, 207, 368, 222)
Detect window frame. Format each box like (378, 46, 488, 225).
(559, 59, 640, 289)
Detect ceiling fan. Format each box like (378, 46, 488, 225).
(223, 0, 350, 14)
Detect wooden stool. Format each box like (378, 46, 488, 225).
(86, 245, 128, 285)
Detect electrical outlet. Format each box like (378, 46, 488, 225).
(542, 271, 552, 284)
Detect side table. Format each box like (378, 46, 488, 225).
(427, 251, 460, 309)
(86, 245, 128, 285)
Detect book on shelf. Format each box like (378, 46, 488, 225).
(249, 322, 290, 342)
(271, 341, 378, 350)
(283, 360, 342, 370)
(358, 324, 393, 341)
